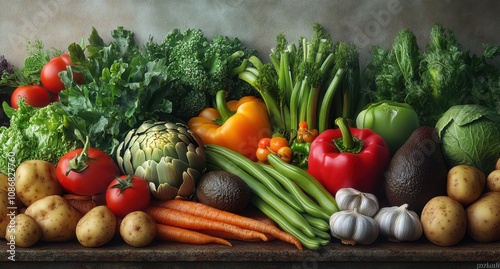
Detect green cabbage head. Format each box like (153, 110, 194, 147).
(436, 104, 500, 175)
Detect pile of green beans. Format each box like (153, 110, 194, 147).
(204, 144, 339, 250)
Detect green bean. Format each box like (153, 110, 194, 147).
(259, 163, 330, 221)
(205, 145, 304, 213)
(302, 213, 330, 232)
(267, 154, 339, 214)
(205, 146, 315, 238)
(251, 195, 322, 251)
(310, 226, 331, 241)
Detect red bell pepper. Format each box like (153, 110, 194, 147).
(307, 117, 390, 195)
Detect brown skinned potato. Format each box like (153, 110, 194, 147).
(25, 195, 82, 242)
(15, 160, 63, 207)
(421, 196, 466, 246)
(119, 211, 156, 247)
(446, 165, 486, 206)
(466, 191, 500, 242)
(76, 205, 117, 247)
(5, 213, 42, 247)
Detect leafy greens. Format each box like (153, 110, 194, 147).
(0, 100, 77, 173)
(58, 27, 174, 156)
(363, 24, 500, 127)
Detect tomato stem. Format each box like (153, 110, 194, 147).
(109, 175, 135, 195)
(66, 136, 91, 175)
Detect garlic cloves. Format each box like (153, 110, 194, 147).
(335, 187, 379, 217)
(374, 203, 423, 242)
(329, 208, 379, 245)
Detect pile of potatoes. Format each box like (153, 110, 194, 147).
(420, 158, 500, 246)
(0, 160, 156, 248)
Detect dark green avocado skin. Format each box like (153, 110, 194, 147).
(196, 170, 251, 213)
(384, 126, 448, 214)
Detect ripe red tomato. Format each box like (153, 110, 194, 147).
(258, 137, 271, 149)
(40, 54, 83, 94)
(10, 85, 51, 109)
(106, 175, 151, 218)
(56, 145, 120, 196)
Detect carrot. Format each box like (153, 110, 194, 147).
(151, 200, 303, 250)
(198, 229, 274, 242)
(145, 206, 269, 242)
(156, 223, 232, 246)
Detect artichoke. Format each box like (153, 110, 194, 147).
(116, 121, 206, 200)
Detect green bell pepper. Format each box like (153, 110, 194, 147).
(356, 101, 420, 155)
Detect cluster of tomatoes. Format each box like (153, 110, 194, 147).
(56, 140, 150, 218)
(256, 136, 293, 163)
(255, 121, 319, 164)
(295, 121, 318, 144)
(10, 54, 82, 109)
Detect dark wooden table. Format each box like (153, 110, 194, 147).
(1, 235, 498, 268)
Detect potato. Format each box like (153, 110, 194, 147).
(421, 196, 466, 246)
(1, 173, 23, 207)
(446, 165, 486, 206)
(0, 190, 14, 238)
(466, 191, 500, 242)
(496, 158, 500, 170)
(486, 169, 500, 192)
(0, 173, 8, 192)
(119, 211, 156, 247)
(25, 195, 83, 242)
(76, 205, 117, 247)
(15, 160, 63, 207)
(5, 213, 42, 247)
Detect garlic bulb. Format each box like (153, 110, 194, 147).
(374, 203, 423, 242)
(329, 208, 379, 245)
(335, 188, 379, 217)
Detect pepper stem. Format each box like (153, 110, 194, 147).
(333, 117, 363, 154)
(215, 90, 234, 124)
(65, 136, 91, 176)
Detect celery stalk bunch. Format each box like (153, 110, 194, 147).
(238, 23, 361, 138)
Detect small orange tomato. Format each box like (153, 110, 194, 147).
(256, 148, 271, 162)
(269, 136, 289, 153)
(301, 132, 316, 143)
(277, 146, 293, 163)
(299, 121, 309, 130)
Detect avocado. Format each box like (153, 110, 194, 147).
(196, 170, 251, 213)
(384, 126, 448, 214)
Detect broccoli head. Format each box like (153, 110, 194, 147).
(144, 28, 259, 122)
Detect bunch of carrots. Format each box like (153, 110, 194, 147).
(146, 199, 303, 250)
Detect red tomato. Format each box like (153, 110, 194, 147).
(258, 137, 271, 149)
(10, 85, 51, 109)
(56, 145, 120, 196)
(106, 175, 151, 218)
(40, 54, 83, 94)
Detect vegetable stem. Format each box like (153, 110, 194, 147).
(333, 117, 363, 153)
(215, 90, 234, 123)
(66, 136, 91, 175)
(318, 68, 345, 133)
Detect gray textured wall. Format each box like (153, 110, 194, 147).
(1, 0, 499, 68)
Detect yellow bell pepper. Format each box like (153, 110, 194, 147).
(187, 90, 271, 161)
